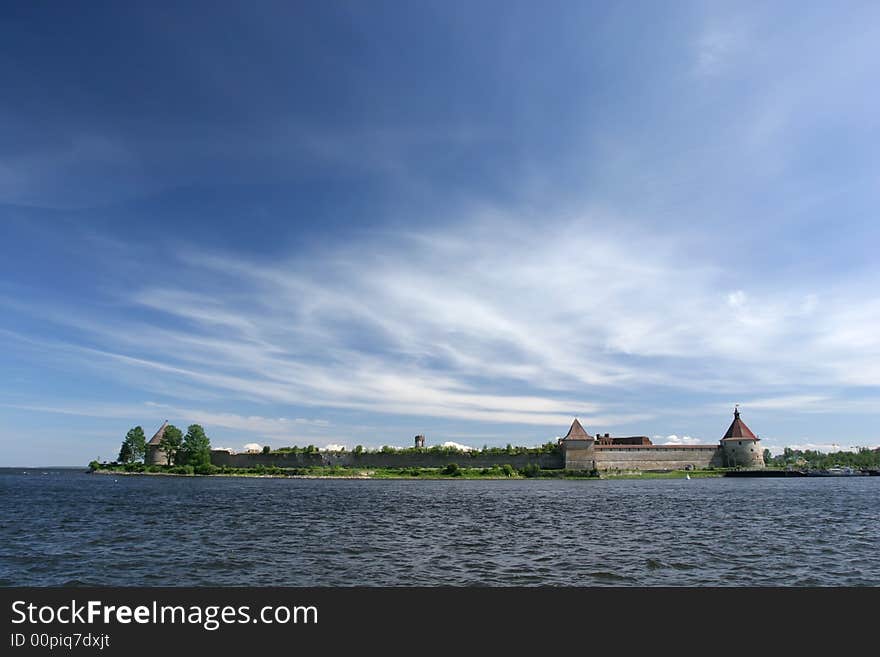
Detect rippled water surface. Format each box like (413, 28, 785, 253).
(1, 469, 878, 586)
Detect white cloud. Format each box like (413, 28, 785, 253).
(440, 441, 475, 451)
(766, 443, 868, 456)
(242, 443, 262, 452)
(0, 400, 329, 438)
(661, 435, 701, 445)
(737, 396, 880, 414)
(5, 212, 880, 435)
(726, 290, 747, 308)
(800, 294, 818, 315)
(321, 444, 346, 452)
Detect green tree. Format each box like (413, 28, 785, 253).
(158, 424, 184, 465)
(180, 424, 211, 466)
(118, 426, 146, 464)
(117, 441, 132, 464)
(763, 448, 773, 465)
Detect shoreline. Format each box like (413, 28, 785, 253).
(91, 469, 374, 480)
(87, 468, 724, 481)
(79, 467, 880, 481)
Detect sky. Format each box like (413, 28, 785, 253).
(2, 1, 880, 465)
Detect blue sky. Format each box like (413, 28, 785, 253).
(2, 2, 880, 465)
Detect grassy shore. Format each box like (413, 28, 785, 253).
(600, 469, 725, 479)
(91, 463, 597, 479)
(89, 462, 728, 480)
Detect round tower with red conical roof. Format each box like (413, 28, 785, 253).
(721, 406, 765, 468)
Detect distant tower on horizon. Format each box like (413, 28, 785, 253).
(559, 418, 596, 470)
(721, 406, 765, 468)
(414, 434, 426, 448)
(145, 420, 170, 465)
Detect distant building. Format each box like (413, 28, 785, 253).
(559, 418, 596, 470)
(559, 408, 765, 471)
(203, 409, 767, 472)
(145, 421, 169, 465)
(595, 433, 652, 446)
(720, 406, 765, 468)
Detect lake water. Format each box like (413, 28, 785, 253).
(1, 469, 878, 586)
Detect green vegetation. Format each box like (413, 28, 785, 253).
(180, 424, 211, 466)
(88, 462, 601, 479)
(261, 442, 561, 457)
(601, 469, 725, 479)
(765, 447, 880, 470)
(117, 426, 146, 464)
(272, 445, 321, 454)
(111, 423, 213, 467)
(158, 424, 184, 465)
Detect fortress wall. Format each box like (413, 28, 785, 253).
(211, 446, 731, 471)
(594, 446, 724, 471)
(211, 450, 564, 470)
(210, 451, 324, 468)
(334, 451, 563, 469)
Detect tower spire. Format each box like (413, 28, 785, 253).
(722, 406, 756, 440)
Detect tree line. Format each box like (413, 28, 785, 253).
(267, 442, 562, 455)
(764, 446, 880, 469)
(117, 424, 213, 466)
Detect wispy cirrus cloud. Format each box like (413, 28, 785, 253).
(4, 213, 880, 439)
(0, 400, 329, 439)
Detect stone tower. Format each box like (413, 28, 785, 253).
(145, 420, 169, 465)
(560, 418, 595, 470)
(721, 407, 765, 468)
(414, 434, 426, 448)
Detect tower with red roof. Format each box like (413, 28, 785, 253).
(720, 406, 765, 468)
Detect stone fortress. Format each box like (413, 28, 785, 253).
(207, 407, 765, 472)
(559, 406, 764, 471)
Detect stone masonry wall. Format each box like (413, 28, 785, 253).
(211, 446, 728, 471)
(146, 445, 168, 466)
(721, 440, 765, 468)
(594, 445, 725, 471)
(210, 451, 324, 468)
(211, 450, 564, 470)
